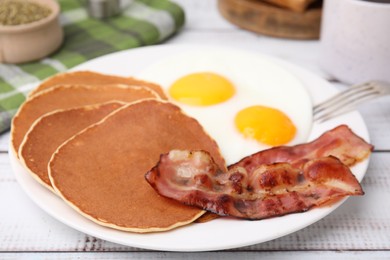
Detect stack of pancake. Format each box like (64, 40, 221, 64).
(11, 71, 226, 233)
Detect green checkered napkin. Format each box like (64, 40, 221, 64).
(0, 0, 184, 133)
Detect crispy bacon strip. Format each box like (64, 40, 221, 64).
(145, 125, 372, 219)
(235, 124, 373, 172)
(146, 151, 363, 219)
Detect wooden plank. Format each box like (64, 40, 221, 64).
(0, 131, 9, 153)
(359, 99, 390, 151)
(1, 152, 389, 252)
(0, 251, 389, 259)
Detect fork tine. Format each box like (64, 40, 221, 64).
(314, 87, 379, 115)
(314, 91, 382, 122)
(313, 82, 374, 113)
(313, 81, 390, 123)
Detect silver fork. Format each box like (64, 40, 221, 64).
(313, 81, 390, 123)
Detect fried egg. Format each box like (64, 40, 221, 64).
(138, 49, 313, 164)
(169, 72, 235, 106)
(235, 105, 297, 146)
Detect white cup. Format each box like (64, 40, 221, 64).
(320, 0, 390, 84)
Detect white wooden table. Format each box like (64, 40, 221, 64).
(1, 0, 390, 259)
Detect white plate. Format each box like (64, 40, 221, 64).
(10, 44, 370, 252)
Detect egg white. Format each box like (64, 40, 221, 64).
(138, 49, 313, 165)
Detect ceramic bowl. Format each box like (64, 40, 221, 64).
(0, 0, 63, 64)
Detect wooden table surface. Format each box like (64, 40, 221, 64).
(1, 0, 390, 259)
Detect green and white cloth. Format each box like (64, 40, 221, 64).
(0, 0, 185, 133)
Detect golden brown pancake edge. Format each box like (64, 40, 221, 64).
(10, 84, 160, 159)
(29, 70, 168, 100)
(48, 99, 226, 233)
(18, 101, 128, 193)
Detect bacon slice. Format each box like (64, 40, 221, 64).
(146, 150, 363, 219)
(234, 124, 373, 172)
(145, 125, 372, 220)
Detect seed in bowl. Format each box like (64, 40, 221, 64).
(0, 0, 52, 26)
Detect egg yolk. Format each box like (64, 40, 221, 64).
(169, 72, 235, 106)
(235, 105, 296, 146)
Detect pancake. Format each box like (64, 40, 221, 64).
(19, 101, 126, 192)
(11, 84, 159, 157)
(48, 99, 226, 233)
(29, 70, 168, 99)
